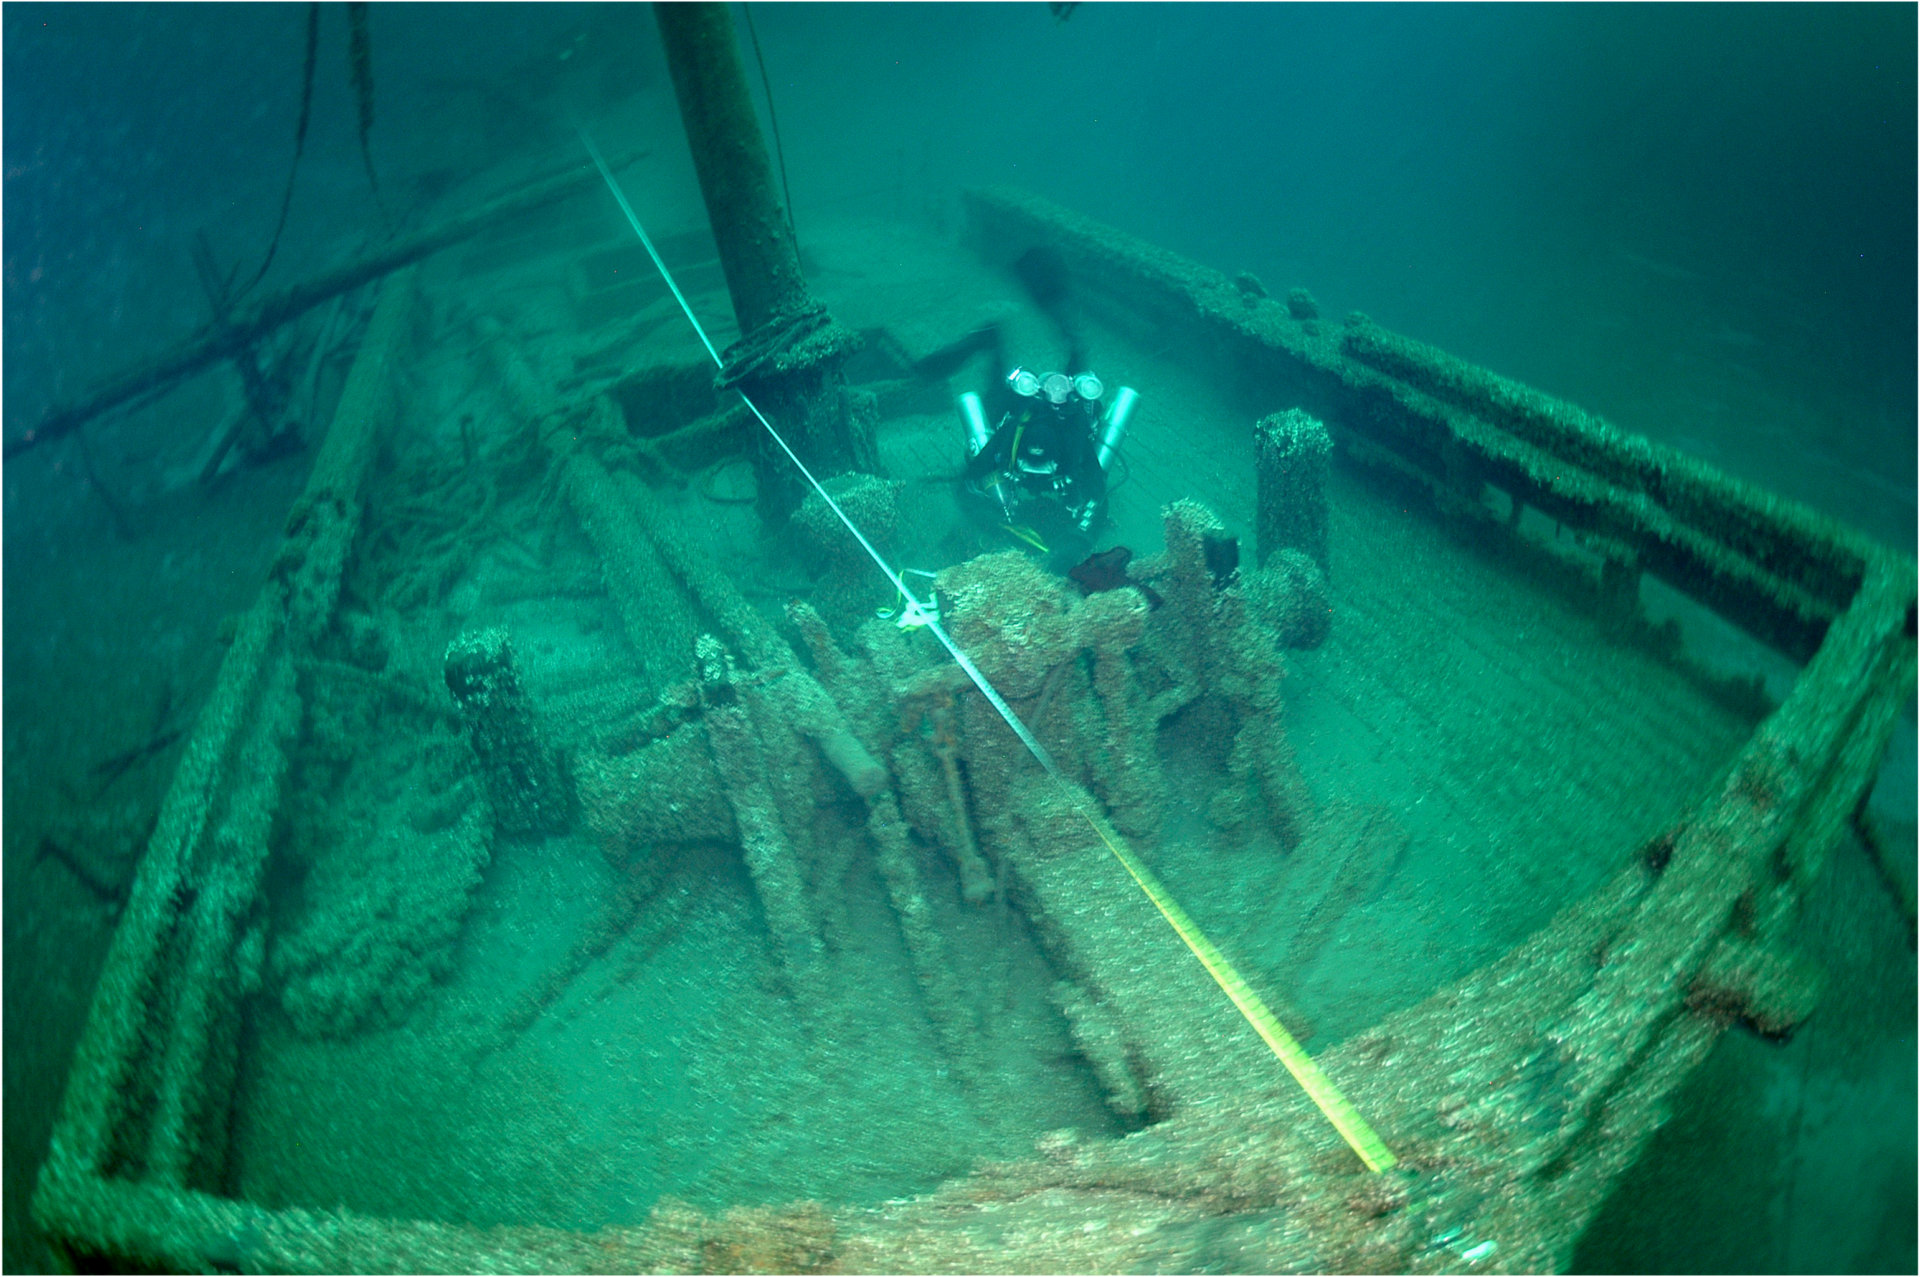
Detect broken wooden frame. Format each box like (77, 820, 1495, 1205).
(30, 192, 1915, 1273)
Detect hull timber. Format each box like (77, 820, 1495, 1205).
(32, 188, 1915, 1274)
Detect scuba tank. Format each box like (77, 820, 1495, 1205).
(1097, 386, 1139, 470)
(957, 391, 993, 456)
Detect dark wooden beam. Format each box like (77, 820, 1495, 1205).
(7, 151, 644, 462)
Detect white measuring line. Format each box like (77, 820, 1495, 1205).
(577, 132, 1398, 1174)
(580, 131, 1065, 785)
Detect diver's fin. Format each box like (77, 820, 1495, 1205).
(1013, 245, 1086, 371)
(913, 322, 1004, 381)
(1013, 245, 1070, 310)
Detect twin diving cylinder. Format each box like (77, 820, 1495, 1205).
(956, 382, 1139, 471)
(1096, 386, 1139, 469)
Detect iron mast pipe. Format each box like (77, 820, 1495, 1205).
(653, 1, 805, 337)
(652, 1, 881, 519)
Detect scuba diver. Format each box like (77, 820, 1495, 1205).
(914, 247, 1139, 572)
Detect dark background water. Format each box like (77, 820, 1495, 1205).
(5, 4, 1913, 1272)
(8, 3, 1913, 548)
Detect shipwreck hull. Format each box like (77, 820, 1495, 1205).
(31, 187, 1914, 1274)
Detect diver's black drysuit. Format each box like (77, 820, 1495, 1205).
(960, 390, 1108, 522)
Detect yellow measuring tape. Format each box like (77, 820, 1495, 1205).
(582, 131, 1395, 1175)
(1077, 806, 1398, 1173)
